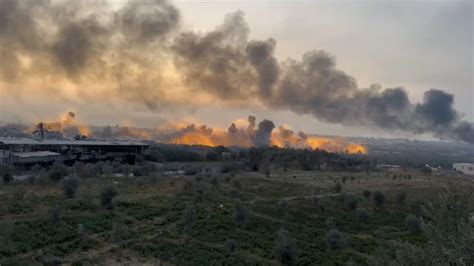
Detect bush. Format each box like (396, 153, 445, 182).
(275, 229, 297, 266)
(373, 191, 385, 208)
(112, 222, 130, 242)
(233, 202, 248, 227)
(100, 186, 118, 210)
(226, 239, 237, 253)
(326, 229, 347, 250)
(334, 182, 343, 193)
(342, 176, 347, 184)
(184, 167, 198, 176)
(233, 179, 242, 190)
(1, 165, 13, 183)
(345, 194, 358, 210)
(221, 162, 240, 174)
(62, 176, 80, 198)
(405, 214, 422, 234)
(183, 205, 196, 236)
(358, 210, 369, 223)
(51, 205, 61, 223)
(363, 190, 372, 199)
(396, 191, 407, 205)
(210, 176, 218, 187)
(48, 161, 68, 181)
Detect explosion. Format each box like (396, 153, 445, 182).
(29, 111, 92, 138)
(170, 116, 368, 154)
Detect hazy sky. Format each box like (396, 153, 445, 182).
(0, 0, 472, 139)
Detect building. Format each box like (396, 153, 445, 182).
(452, 163, 474, 175)
(0, 138, 148, 166)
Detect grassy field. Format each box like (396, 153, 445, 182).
(0, 166, 470, 265)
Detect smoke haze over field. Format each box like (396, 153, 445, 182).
(0, 0, 472, 143)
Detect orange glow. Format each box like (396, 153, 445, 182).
(170, 122, 368, 154)
(172, 132, 218, 147)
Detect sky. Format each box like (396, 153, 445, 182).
(0, 0, 472, 140)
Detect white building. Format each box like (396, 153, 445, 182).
(452, 163, 474, 175)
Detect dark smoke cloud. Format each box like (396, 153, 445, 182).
(254, 119, 275, 147)
(116, 0, 180, 43)
(0, 1, 472, 143)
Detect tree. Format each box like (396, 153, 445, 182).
(101, 186, 118, 210)
(373, 191, 385, 208)
(233, 202, 248, 227)
(1, 165, 13, 183)
(363, 190, 372, 199)
(275, 229, 297, 266)
(48, 161, 68, 182)
(62, 176, 80, 198)
(183, 204, 196, 236)
(358, 210, 369, 223)
(326, 229, 347, 250)
(51, 204, 61, 223)
(346, 194, 358, 210)
(405, 214, 422, 234)
(370, 181, 474, 265)
(396, 191, 407, 205)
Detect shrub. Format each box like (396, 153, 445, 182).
(396, 191, 407, 205)
(363, 190, 372, 199)
(233, 179, 242, 190)
(405, 214, 422, 234)
(358, 210, 369, 223)
(326, 229, 347, 250)
(334, 182, 343, 193)
(183, 205, 196, 236)
(112, 222, 129, 242)
(3, 172, 13, 183)
(346, 194, 358, 210)
(100, 186, 118, 210)
(210, 176, 218, 187)
(1, 165, 13, 183)
(48, 161, 68, 181)
(226, 239, 237, 253)
(275, 229, 297, 266)
(233, 202, 248, 227)
(184, 167, 198, 176)
(77, 224, 86, 237)
(342, 176, 347, 184)
(221, 163, 240, 174)
(62, 176, 80, 198)
(373, 191, 386, 208)
(51, 205, 61, 223)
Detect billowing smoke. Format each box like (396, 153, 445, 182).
(0, 0, 472, 143)
(254, 120, 275, 147)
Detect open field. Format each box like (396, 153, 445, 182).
(0, 165, 472, 265)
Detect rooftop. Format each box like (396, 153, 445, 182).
(11, 151, 61, 158)
(0, 138, 148, 147)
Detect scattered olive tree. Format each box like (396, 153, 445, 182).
(373, 191, 386, 208)
(183, 204, 196, 236)
(326, 229, 347, 250)
(275, 229, 297, 266)
(62, 176, 80, 198)
(405, 214, 422, 234)
(100, 186, 118, 210)
(233, 202, 248, 227)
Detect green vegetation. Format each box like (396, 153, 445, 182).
(0, 163, 472, 265)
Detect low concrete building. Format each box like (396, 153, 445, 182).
(452, 163, 474, 175)
(0, 138, 148, 166)
(9, 151, 61, 165)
